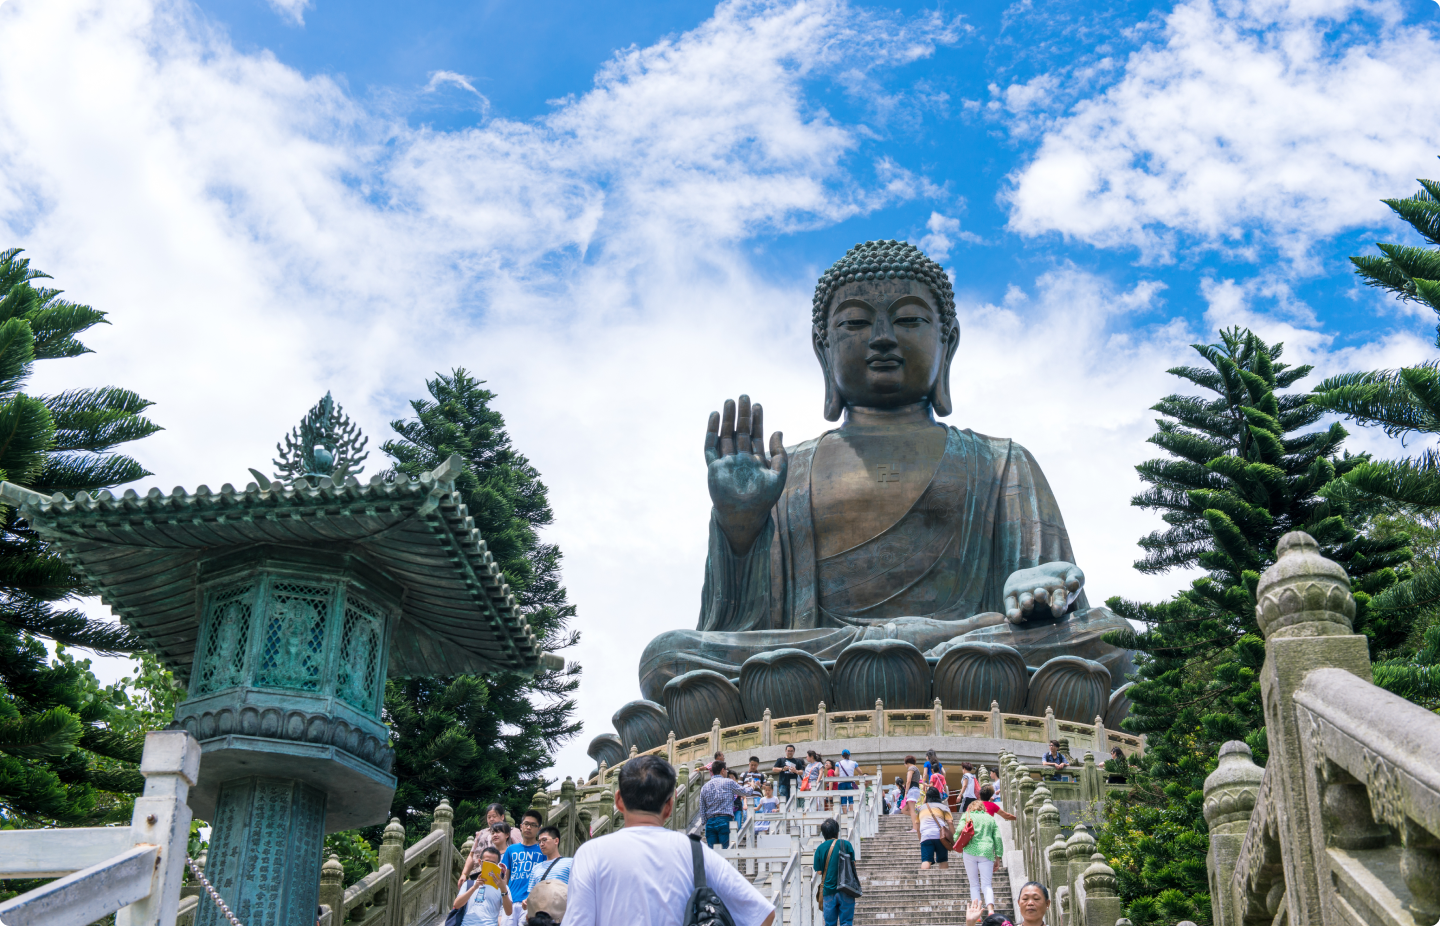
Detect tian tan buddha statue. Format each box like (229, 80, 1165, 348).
(592, 240, 1135, 766)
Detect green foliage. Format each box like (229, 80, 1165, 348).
(1098, 328, 1411, 924)
(381, 369, 581, 840)
(1346, 169, 1440, 329)
(325, 829, 380, 885)
(0, 249, 160, 833)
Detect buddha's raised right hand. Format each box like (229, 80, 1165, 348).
(705, 395, 788, 556)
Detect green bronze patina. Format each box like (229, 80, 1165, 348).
(0, 398, 559, 926)
(628, 240, 1133, 738)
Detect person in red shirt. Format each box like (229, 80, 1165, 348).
(977, 785, 1016, 821)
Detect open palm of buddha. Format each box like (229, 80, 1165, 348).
(630, 239, 1132, 742)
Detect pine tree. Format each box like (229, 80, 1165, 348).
(1097, 328, 1410, 925)
(380, 369, 580, 838)
(1310, 163, 1440, 706)
(0, 248, 162, 832)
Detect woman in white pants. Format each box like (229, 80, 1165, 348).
(959, 800, 1002, 917)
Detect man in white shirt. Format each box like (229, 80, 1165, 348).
(565, 755, 776, 926)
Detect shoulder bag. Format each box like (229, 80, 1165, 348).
(444, 880, 474, 926)
(685, 834, 737, 926)
(835, 844, 862, 899)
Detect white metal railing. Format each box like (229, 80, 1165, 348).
(0, 730, 201, 926)
(714, 773, 880, 925)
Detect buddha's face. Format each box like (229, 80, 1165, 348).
(821, 279, 951, 411)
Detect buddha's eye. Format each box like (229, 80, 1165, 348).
(894, 314, 929, 328)
(837, 319, 869, 330)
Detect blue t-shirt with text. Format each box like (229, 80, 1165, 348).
(501, 843, 547, 903)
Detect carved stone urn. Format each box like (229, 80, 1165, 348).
(1, 443, 557, 926)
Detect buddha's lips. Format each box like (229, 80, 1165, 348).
(867, 354, 903, 369)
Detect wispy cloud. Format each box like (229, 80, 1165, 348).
(266, 0, 310, 27)
(1004, 0, 1440, 263)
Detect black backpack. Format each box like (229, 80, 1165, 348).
(683, 834, 737, 926)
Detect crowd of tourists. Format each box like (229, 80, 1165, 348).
(446, 744, 1059, 926)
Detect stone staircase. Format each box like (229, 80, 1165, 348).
(853, 813, 1013, 925)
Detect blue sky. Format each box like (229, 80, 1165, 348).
(1, 0, 1438, 778)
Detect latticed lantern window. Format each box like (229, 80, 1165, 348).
(193, 581, 257, 695)
(256, 581, 333, 691)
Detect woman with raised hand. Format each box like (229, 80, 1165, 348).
(960, 799, 1002, 917)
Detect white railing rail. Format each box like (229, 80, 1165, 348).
(0, 730, 201, 926)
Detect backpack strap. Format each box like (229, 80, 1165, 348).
(540, 857, 561, 881)
(689, 834, 708, 891)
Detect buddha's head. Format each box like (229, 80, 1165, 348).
(811, 239, 958, 421)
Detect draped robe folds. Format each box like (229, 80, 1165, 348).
(638, 427, 1133, 703)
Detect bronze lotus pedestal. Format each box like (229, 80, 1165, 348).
(2, 454, 559, 926)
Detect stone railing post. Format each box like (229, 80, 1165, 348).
(761, 710, 772, 747)
(1082, 853, 1125, 926)
(115, 730, 202, 926)
(559, 778, 579, 856)
(1065, 822, 1096, 896)
(1045, 706, 1059, 744)
(874, 699, 884, 737)
(710, 718, 721, 756)
(666, 731, 676, 765)
(991, 700, 1004, 739)
(1037, 796, 1061, 884)
(318, 855, 345, 923)
(1026, 783, 1051, 877)
(1203, 741, 1262, 926)
(378, 817, 405, 926)
(932, 698, 943, 736)
(1045, 834, 1068, 897)
(1094, 715, 1108, 758)
(1080, 752, 1097, 802)
(1254, 532, 1371, 925)
(432, 799, 455, 915)
(817, 701, 827, 740)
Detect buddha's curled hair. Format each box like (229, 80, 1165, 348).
(812, 239, 956, 346)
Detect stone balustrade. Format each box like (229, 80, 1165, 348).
(586, 698, 1143, 786)
(996, 746, 1129, 926)
(1204, 531, 1440, 926)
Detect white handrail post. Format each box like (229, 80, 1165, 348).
(116, 730, 202, 926)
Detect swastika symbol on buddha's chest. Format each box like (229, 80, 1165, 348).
(875, 464, 902, 483)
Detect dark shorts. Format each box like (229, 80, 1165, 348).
(920, 839, 948, 864)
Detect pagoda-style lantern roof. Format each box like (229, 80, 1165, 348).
(0, 454, 558, 681)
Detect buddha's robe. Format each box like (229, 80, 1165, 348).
(639, 426, 1131, 702)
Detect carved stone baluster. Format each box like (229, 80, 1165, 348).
(318, 855, 344, 926)
(873, 699, 884, 738)
(1255, 532, 1370, 926)
(1203, 741, 1263, 926)
(378, 818, 405, 926)
(1082, 853, 1124, 926)
(761, 710, 772, 748)
(1044, 706, 1059, 745)
(1045, 834, 1068, 898)
(817, 701, 827, 741)
(932, 697, 943, 736)
(991, 700, 1004, 740)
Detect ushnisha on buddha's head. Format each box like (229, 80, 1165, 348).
(810, 240, 959, 421)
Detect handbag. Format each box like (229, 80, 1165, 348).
(444, 879, 475, 926)
(954, 815, 976, 851)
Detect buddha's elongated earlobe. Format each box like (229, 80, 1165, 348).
(813, 329, 844, 421)
(929, 323, 960, 417)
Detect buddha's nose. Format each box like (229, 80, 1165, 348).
(870, 315, 898, 347)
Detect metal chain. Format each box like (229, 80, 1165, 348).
(187, 856, 244, 926)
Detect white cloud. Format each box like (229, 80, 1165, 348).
(266, 0, 309, 27)
(0, 0, 1422, 787)
(0, 0, 961, 779)
(918, 210, 983, 259)
(1005, 0, 1440, 261)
